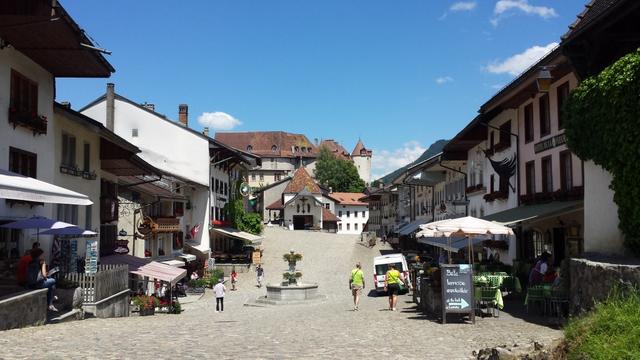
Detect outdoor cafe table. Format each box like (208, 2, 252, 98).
(473, 277, 504, 310)
(475, 273, 522, 293)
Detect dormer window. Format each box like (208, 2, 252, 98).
(301, 147, 306, 153)
(308, 147, 312, 153)
(271, 145, 277, 152)
(294, 146, 299, 152)
(247, 145, 253, 152)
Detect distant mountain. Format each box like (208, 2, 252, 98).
(376, 139, 449, 185)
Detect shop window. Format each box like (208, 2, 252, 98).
(85, 205, 92, 230)
(526, 161, 536, 195)
(61, 133, 77, 168)
(557, 82, 570, 129)
(499, 120, 511, 148)
(524, 103, 534, 143)
(560, 151, 573, 191)
(10, 70, 38, 116)
(57, 204, 78, 224)
(83, 143, 91, 172)
(539, 94, 550, 137)
(9, 147, 37, 178)
(541, 156, 552, 193)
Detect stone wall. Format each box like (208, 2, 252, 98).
(0, 289, 47, 331)
(84, 289, 130, 318)
(570, 258, 640, 313)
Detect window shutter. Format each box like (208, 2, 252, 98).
(69, 136, 76, 167)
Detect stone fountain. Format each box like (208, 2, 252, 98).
(256, 249, 324, 305)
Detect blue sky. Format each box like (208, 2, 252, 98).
(57, 0, 587, 179)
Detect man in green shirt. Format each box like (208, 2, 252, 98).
(349, 262, 365, 311)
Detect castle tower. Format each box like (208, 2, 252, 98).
(351, 139, 372, 186)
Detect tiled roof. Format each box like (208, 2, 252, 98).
(561, 0, 618, 42)
(330, 192, 368, 206)
(322, 208, 341, 222)
(283, 167, 321, 194)
(352, 139, 372, 157)
(215, 131, 317, 158)
(319, 139, 351, 160)
(266, 198, 284, 210)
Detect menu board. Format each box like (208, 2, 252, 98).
(440, 264, 475, 324)
(85, 239, 98, 274)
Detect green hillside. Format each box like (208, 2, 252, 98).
(377, 139, 448, 184)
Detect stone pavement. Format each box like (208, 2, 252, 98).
(0, 228, 561, 359)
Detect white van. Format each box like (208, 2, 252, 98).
(373, 254, 411, 293)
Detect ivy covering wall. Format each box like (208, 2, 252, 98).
(563, 48, 640, 255)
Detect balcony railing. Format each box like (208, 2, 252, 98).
(60, 165, 97, 180)
(519, 186, 584, 205)
(8, 109, 47, 135)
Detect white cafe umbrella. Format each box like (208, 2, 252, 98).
(38, 226, 98, 237)
(417, 216, 514, 264)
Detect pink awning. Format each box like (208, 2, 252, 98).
(101, 254, 186, 285)
(132, 262, 186, 285)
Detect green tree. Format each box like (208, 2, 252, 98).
(314, 147, 366, 193)
(564, 47, 640, 254)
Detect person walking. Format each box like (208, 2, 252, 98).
(384, 264, 405, 311)
(230, 268, 238, 291)
(256, 264, 264, 288)
(213, 278, 226, 312)
(349, 262, 365, 311)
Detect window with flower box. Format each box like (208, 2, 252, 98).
(9, 70, 46, 135)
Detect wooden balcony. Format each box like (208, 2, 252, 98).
(153, 217, 181, 233)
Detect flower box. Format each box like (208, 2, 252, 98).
(8, 109, 47, 135)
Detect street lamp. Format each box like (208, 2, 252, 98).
(536, 66, 553, 92)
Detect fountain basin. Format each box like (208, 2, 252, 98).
(252, 283, 326, 305)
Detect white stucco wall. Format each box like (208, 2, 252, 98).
(518, 73, 583, 195)
(82, 98, 210, 187)
(583, 161, 624, 255)
(0, 46, 57, 257)
(336, 204, 369, 234)
(51, 111, 102, 257)
(82, 96, 211, 252)
(283, 196, 323, 230)
(353, 154, 372, 185)
(484, 109, 519, 216)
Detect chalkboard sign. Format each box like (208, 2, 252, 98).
(440, 264, 475, 324)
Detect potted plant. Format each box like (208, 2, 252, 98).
(283, 250, 303, 271)
(282, 271, 303, 285)
(133, 295, 159, 316)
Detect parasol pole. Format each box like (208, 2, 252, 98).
(447, 236, 452, 264)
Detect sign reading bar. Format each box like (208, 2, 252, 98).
(441, 264, 475, 324)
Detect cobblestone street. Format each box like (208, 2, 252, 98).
(0, 228, 561, 359)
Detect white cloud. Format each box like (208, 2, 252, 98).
(435, 76, 454, 85)
(485, 42, 558, 76)
(491, 0, 557, 26)
(197, 111, 242, 130)
(491, 83, 505, 90)
(372, 141, 426, 180)
(451, 1, 477, 12)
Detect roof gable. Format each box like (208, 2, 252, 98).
(283, 167, 321, 194)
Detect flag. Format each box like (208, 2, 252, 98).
(190, 224, 201, 239)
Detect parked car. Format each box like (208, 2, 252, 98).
(373, 253, 411, 294)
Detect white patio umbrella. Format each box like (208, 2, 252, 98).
(38, 226, 98, 237)
(0, 216, 79, 241)
(417, 216, 514, 264)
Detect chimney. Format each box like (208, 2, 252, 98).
(141, 102, 155, 111)
(106, 83, 115, 131)
(59, 101, 71, 109)
(202, 127, 209, 137)
(329, 186, 332, 193)
(178, 104, 188, 127)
